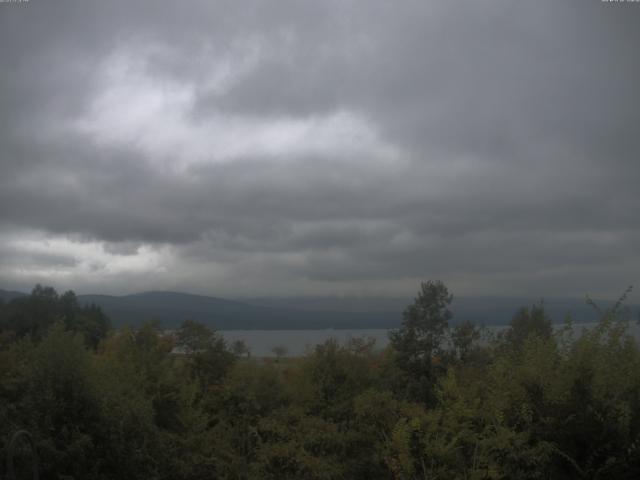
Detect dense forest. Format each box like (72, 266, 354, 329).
(1, 282, 639, 479)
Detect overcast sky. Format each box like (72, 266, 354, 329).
(1, 0, 639, 300)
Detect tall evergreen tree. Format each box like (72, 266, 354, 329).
(389, 280, 453, 404)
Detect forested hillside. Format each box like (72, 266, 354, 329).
(1, 282, 640, 479)
(76, 291, 398, 330)
(4, 288, 634, 330)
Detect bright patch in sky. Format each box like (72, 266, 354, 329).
(1, 230, 167, 283)
(2, 2, 638, 300)
(74, 48, 399, 172)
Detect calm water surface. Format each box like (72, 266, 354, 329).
(220, 329, 390, 357)
(221, 322, 640, 357)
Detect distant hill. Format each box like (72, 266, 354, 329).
(2, 288, 637, 330)
(77, 291, 399, 330)
(246, 295, 632, 327)
(79, 292, 637, 330)
(0, 289, 27, 303)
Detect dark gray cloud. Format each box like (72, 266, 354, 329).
(1, 0, 639, 300)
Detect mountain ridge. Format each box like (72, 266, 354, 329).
(3, 288, 638, 330)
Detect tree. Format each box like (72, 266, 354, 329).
(504, 302, 552, 350)
(176, 319, 216, 354)
(60, 291, 110, 348)
(389, 280, 453, 404)
(1, 284, 59, 340)
(450, 320, 481, 362)
(298, 338, 376, 422)
(176, 320, 235, 392)
(271, 345, 288, 363)
(231, 339, 250, 358)
(0, 286, 110, 347)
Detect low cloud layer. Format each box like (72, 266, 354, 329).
(1, 1, 639, 300)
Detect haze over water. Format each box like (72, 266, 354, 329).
(221, 322, 640, 357)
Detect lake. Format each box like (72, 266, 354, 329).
(220, 329, 391, 357)
(221, 321, 640, 357)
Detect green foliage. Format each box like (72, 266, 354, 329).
(299, 338, 377, 419)
(271, 345, 288, 362)
(0, 285, 110, 347)
(231, 339, 251, 358)
(502, 302, 553, 351)
(176, 319, 235, 394)
(389, 280, 453, 404)
(451, 320, 482, 362)
(2, 283, 640, 479)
